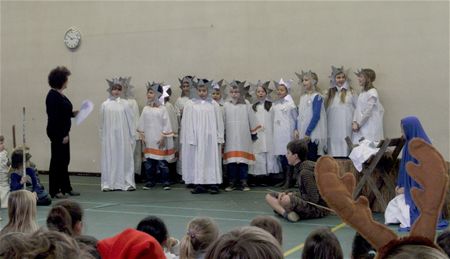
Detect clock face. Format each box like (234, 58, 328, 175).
(64, 28, 81, 49)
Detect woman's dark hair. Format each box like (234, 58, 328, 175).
(47, 206, 74, 236)
(136, 216, 168, 244)
(48, 66, 71, 89)
(54, 200, 84, 231)
(302, 227, 343, 259)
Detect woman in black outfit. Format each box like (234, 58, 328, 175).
(46, 66, 80, 199)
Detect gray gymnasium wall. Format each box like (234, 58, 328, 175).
(1, 1, 449, 173)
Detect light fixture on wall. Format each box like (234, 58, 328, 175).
(64, 27, 81, 50)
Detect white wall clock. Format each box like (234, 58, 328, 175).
(64, 27, 81, 49)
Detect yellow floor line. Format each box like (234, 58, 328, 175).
(283, 222, 347, 257)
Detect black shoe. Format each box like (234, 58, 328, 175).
(52, 193, 68, 199)
(209, 186, 220, 194)
(186, 184, 195, 189)
(191, 185, 208, 194)
(66, 191, 80, 196)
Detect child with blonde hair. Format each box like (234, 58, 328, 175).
(295, 70, 327, 161)
(179, 217, 219, 259)
(0, 190, 38, 236)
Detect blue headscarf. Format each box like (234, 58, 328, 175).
(398, 116, 448, 231)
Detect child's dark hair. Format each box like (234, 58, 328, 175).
(48, 66, 71, 89)
(53, 200, 84, 233)
(286, 139, 308, 162)
(136, 216, 168, 245)
(10, 150, 31, 169)
(47, 205, 74, 236)
(351, 232, 376, 259)
(250, 216, 283, 245)
(302, 227, 343, 259)
(437, 230, 450, 257)
(0, 135, 4, 142)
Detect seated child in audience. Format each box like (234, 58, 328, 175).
(351, 232, 376, 259)
(302, 227, 343, 259)
(9, 148, 51, 206)
(0, 135, 9, 218)
(46, 201, 100, 258)
(97, 228, 165, 259)
(265, 139, 329, 222)
(180, 217, 219, 259)
(0, 229, 95, 259)
(205, 226, 283, 259)
(0, 190, 39, 236)
(137, 215, 179, 259)
(250, 215, 283, 246)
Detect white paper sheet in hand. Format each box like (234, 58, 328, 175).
(75, 100, 94, 125)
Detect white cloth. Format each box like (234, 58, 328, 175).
(272, 96, 297, 156)
(0, 150, 10, 208)
(250, 101, 280, 175)
(126, 98, 142, 175)
(100, 97, 135, 191)
(326, 87, 356, 156)
(352, 89, 384, 143)
(180, 99, 224, 184)
(297, 93, 327, 155)
(348, 139, 379, 172)
(385, 194, 410, 228)
(174, 96, 190, 118)
(223, 102, 260, 165)
(137, 105, 175, 161)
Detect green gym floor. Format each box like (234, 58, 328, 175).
(0, 175, 400, 259)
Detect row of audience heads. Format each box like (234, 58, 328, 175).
(2, 189, 449, 258)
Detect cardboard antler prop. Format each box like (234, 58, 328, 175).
(315, 138, 448, 258)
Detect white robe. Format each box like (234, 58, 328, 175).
(297, 93, 328, 155)
(100, 97, 135, 190)
(175, 96, 190, 118)
(126, 98, 142, 175)
(138, 105, 175, 161)
(272, 96, 297, 156)
(180, 99, 224, 184)
(251, 101, 280, 175)
(165, 101, 179, 163)
(352, 89, 384, 143)
(385, 194, 410, 228)
(223, 101, 261, 165)
(0, 150, 9, 208)
(326, 88, 356, 157)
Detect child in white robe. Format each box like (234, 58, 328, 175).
(352, 68, 384, 143)
(123, 77, 143, 177)
(294, 71, 327, 161)
(175, 76, 194, 181)
(272, 79, 298, 187)
(250, 81, 279, 183)
(223, 81, 261, 192)
(100, 78, 135, 191)
(163, 86, 180, 183)
(325, 66, 356, 157)
(180, 78, 224, 194)
(138, 82, 174, 190)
